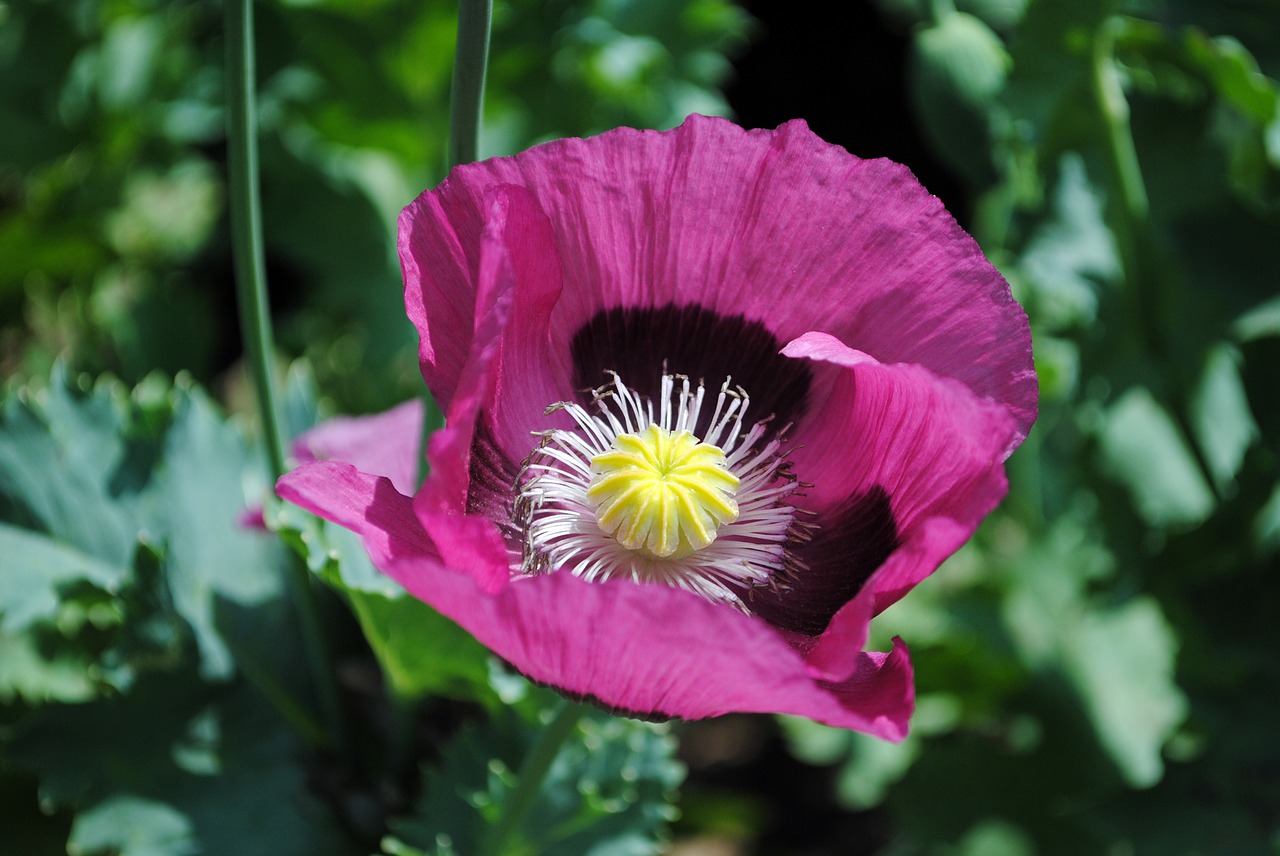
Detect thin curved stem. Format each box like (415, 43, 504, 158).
(1090, 17, 1153, 352)
(225, 0, 344, 749)
(479, 701, 586, 856)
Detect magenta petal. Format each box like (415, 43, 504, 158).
(395, 560, 913, 737)
(400, 114, 1034, 437)
(778, 332, 1018, 676)
(298, 117, 1041, 735)
(276, 461, 434, 568)
(293, 399, 424, 496)
(281, 459, 915, 737)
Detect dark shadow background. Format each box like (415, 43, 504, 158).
(726, 1, 966, 220)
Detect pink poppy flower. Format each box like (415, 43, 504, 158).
(278, 115, 1036, 738)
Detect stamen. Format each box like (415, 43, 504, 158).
(516, 370, 801, 609)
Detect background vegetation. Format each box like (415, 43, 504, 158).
(1, 0, 1277, 853)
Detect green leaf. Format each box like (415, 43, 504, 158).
(0, 522, 128, 633)
(12, 677, 353, 856)
(0, 627, 98, 703)
(279, 504, 496, 705)
(67, 795, 197, 856)
(1254, 481, 1280, 553)
(0, 368, 294, 683)
(0, 369, 143, 569)
(1234, 294, 1280, 341)
(1062, 596, 1187, 787)
(1017, 154, 1119, 331)
(909, 10, 1011, 186)
(348, 590, 496, 704)
(390, 687, 683, 856)
(1189, 344, 1258, 491)
(1097, 387, 1215, 528)
(780, 694, 960, 810)
(1002, 517, 1188, 788)
(148, 384, 289, 680)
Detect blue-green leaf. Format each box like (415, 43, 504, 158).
(1097, 387, 1215, 527)
(0, 522, 127, 633)
(1189, 344, 1258, 491)
(390, 686, 683, 856)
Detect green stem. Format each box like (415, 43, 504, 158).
(225, 0, 286, 482)
(1089, 18, 1221, 496)
(418, 0, 493, 483)
(225, 0, 344, 749)
(927, 0, 956, 25)
(449, 0, 494, 169)
(1090, 17, 1154, 354)
(479, 701, 586, 856)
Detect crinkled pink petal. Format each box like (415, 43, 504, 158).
(293, 399, 424, 496)
(289, 117, 1040, 735)
(416, 185, 571, 511)
(779, 332, 1017, 677)
(400, 114, 1035, 439)
(278, 460, 434, 568)
(278, 462, 914, 737)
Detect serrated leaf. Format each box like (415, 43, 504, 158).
(0, 369, 143, 568)
(392, 688, 683, 856)
(149, 386, 289, 679)
(0, 369, 294, 683)
(0, 522, 128, 633)
(0, 627, 98, 703)
(1097, 387, 1215, 527)
(1018, 154, 1118, 331)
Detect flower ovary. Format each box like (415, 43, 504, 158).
(587, 424, 739, 559)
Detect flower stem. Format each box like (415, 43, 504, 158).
(417, 0, 494, 482)
(449, 0, 494, 169)
(927, 0, 956, 24)
(479, 700, 586, 856)
(1089, 18, 1220, 496)
(1090, 17, 1153, 353)
(225, 0, 344, 749)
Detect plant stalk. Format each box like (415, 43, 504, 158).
(418, 0, 494, 481)
(225, 0, 344, 749)
(449, 0, 494, 169)
(479, 701, 586, 856)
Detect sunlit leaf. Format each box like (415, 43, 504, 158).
(0, 522, 127, 634)
(67, 795, 196, 856)
(909, 10, 1011, 187)
(1097, 387, 1215, 528)
(1064, 597, 1187, 787)
(1017, 154, 1118, 331)
(1189, 344, 1258, 491)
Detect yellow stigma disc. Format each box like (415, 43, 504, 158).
(586, 424, 740, 559)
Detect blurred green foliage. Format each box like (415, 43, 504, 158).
(772, 0, 1280, 853)
(2, 0, 1279, 853)
(0, 0, 749, 412)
